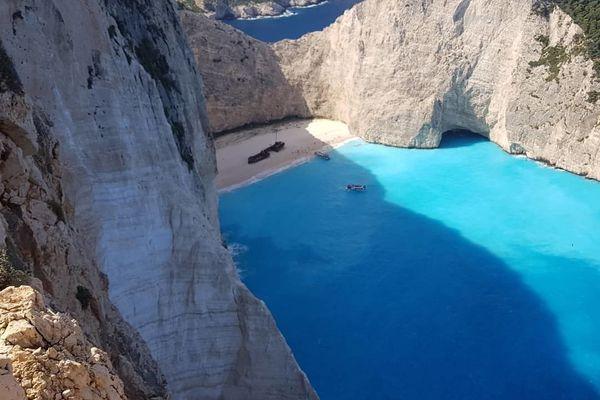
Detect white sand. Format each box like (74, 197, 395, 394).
(216, 119, 356, 191)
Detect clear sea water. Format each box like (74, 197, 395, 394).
(224, 0, 362, 42)
(219, 133, 600, 399)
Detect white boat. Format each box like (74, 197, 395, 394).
(315, 151, 330, 160)
(346, 184, 367, 192)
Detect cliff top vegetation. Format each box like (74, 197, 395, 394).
(0, 248, 30, 291)
(535, 0, 600, 75)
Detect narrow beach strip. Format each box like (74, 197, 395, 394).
(216, 119, 357, 192)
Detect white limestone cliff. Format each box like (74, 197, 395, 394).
(1, 1, 316, 399)
(180, 11, 308, 133)
(0, 41, 167, 399)
(183, 0, 600, 179)
(273, 0, 600, 178)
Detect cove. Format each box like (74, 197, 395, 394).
(224, 0, 362, 42)
(219, 133, 600, 399)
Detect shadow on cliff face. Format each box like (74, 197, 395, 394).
(219, 144, 599, 400)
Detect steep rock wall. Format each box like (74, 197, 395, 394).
(274, 0, 600, 178)
(180, 11, 308, 133)
(1, 1, 316, 399)
(0, 51, 167, 399)
(184, 0, 600, 179)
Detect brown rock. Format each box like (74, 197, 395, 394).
(1, 320, 44, 348)
(0, 286, 127, 400)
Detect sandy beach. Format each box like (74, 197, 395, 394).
(216, 118, 356, 191)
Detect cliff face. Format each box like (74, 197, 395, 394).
(0, 36, 166, 398)
(274, 0, 600, 178)
(1, 1, 316, 399)
(180, 11, 308, 133)
(184, 0, 600, 179)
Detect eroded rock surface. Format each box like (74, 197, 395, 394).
(1, 1, 316, 399)
(274, 0, 600, 177)
(185, 0, 600, 179)
(0, 54, 166, 399)
(0, 286, 126, 400)
(180, 11, 308, 133)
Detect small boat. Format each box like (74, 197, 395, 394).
(346, 184, 367, 192)
(315, 151, 330, 160)
(267, 141, 285, 152)
(248, 150, 270, 164)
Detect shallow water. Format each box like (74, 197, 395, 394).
(219, 133, 600, 399)
(224, 0, 362, 42)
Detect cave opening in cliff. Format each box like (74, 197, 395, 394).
(439, 129, 489, 149)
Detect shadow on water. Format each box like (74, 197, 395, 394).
(439, 129, 489, 149)
(219, 144, 600, 400)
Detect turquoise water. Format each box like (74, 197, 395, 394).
(225, 0, 362, 42)
(219, 133, 600, 399)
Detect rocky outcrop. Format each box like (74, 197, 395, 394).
(233, 2, 286, 19)
(0, 286, 126, 400)
(273, 0, 600, 178)
(180, 11, 308, 133)
(1, 1, 315, 399)
(179, 0, 325, 20)
(229, 0, 326, 19)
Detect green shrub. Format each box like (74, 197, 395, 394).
(535, 0, 600, 76)
(529, 36, 570, 82)
(587, 90, 600, 103)
(177, 0, 203, 12)
(0, 248, 30, 291)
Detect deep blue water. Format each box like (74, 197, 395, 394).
(219, 133, 600, 399)
(224, 0, 362, 42)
